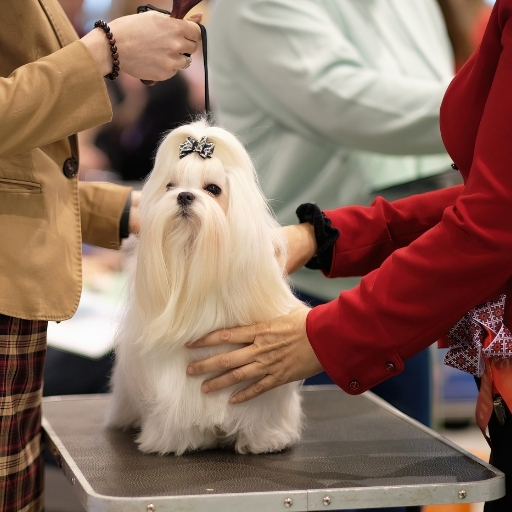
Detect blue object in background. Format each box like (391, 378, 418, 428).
(434, 348, 478, 424)
(298, 289, 432, 427)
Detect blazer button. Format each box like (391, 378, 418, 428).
(63, 158, 78, 178)
(451, 163, 459, 170)
(349, 380, 360, 391)
(385, 362, 395, 371)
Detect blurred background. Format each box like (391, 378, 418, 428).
(45, 1, 496, 511)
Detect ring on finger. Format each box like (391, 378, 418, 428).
(182, 54, 192, 69)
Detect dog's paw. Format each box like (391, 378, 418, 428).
(235, 426, 301, 454)
(136, 424, 219, 455)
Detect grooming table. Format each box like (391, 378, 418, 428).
(42, 386, 505, 511)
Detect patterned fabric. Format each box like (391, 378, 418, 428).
(0, 314, 47, 512)
(179, 136, 215, 159)
(445, 295, 512, 376)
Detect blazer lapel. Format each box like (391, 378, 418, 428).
(38, 0, 81, 160)
(38, 0, 79, 49)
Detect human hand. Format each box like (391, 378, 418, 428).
(186, 307, 324, 403)
(82, 11, 202, 81)
(283, 223, 317, 274)
(129, 190, 141, 234)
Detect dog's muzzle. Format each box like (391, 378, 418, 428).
(177, 191, 195, 207)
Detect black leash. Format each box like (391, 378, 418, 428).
(197, 22, 210, 118)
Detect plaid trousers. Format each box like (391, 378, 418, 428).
(0, 314, 47, 512)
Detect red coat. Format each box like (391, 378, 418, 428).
(306, 0, 512, 395)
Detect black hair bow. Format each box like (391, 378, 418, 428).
(179, 136, 215, 159)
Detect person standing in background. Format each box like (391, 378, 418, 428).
(208, 0, 458, 438)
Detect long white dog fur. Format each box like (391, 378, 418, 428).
(107, 119, 303, 455)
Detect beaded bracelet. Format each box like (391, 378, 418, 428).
(94, 20, 120, 80)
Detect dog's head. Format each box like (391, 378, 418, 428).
(133, 120, 288, 339)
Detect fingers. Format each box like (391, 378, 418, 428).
(131, 190, 141, 206)
(182, 54, 192, 70)
(186, 308, 319, 404)
(187, 13, 203, 23)
(199, 362, 266, 394)
(229, 376, 280, 404)
(103, 12, 201, 81)
(187, 344, 256, 376)
(183, 18, 202, 42)
(179, 37, 199, 57)
(129, 205, 140, 234)
(188, 324, 259, 348)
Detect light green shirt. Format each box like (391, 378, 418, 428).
(209, 0, 454, 300)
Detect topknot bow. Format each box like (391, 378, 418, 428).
(179, 136, 215, 159)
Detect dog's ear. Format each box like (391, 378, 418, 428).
(224, 164, 287, 277)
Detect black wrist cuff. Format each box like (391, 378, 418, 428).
(119, 193, 131, 239)
(296, 203, 339, 273)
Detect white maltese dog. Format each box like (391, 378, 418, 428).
(107, 119, 303, 455)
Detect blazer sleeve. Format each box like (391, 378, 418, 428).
(79, 182, 132, 250)
(219, 0, 449, 154)
(306, 8, 512, 394)
(0, 40, 112, 158)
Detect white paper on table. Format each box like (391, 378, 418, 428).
(47, 288, 123, 359)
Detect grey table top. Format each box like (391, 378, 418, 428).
(42, 386, 505, 511)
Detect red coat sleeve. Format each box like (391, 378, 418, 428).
(306, 0, 512, 395)
(323, 185, 463, 278)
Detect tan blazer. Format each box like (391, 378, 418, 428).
(0, 0, 131, 321)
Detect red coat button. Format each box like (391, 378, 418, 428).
(385, 362, 395, 371)
(349, 380, 360, 391)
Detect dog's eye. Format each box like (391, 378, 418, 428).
(166, 182, 175, 191)
(205, 184, 222, 196)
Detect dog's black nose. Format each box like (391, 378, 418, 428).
(177, 191, 195, 207)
